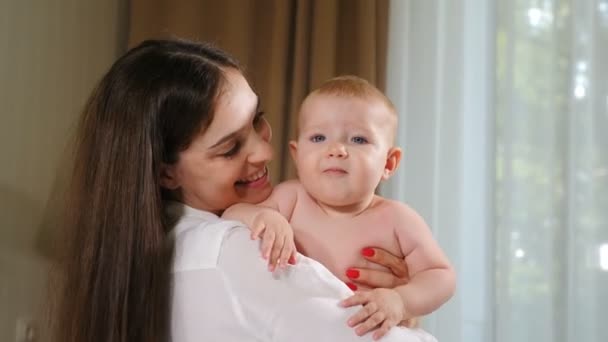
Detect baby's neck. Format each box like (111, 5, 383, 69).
(313, 194, 380, 218)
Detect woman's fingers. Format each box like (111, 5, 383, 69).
(362, 247, 409, 278)
(350, 268, 408, 288)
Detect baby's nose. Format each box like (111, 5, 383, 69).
(327, 143, 348, 158)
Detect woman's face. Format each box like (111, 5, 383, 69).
(163, 68, 273, 214)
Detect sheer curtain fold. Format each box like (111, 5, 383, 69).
(496, 1, 608, 341)
(129, 0, 388, 181)
(385, 1, 607, 341)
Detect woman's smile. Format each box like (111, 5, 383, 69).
(235, 166, 270, 188)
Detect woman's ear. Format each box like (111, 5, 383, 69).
(159, 163, 180, 190)
(382, 147, 402, 180)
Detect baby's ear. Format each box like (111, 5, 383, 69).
(159, 163, 180, 190)
(288, 141, 299, 164)
(382, 147, 402, 180)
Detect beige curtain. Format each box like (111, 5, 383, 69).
(130, 0, 389, 181)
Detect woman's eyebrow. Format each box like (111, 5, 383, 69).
(209, 131, 239, 149)
(209, 97, 260, 149)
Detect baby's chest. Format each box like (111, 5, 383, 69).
(290, 208, 402, 282)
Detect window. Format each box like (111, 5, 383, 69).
(383, 1, 607, 341)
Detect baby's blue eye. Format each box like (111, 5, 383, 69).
(310, 134, 326, 143)
(351, 136, 368, 144)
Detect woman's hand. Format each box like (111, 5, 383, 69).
(250, 209, 297, 271)
(346, 247, 409, 290)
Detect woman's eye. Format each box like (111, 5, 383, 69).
(222, 142, 241, 158)
(310, 134, 326, 143)
(351, 136, 368, 144)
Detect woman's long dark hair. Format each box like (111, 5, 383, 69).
(52, 39, 239, 342)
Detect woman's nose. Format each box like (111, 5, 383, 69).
(259, 118, 272, 143)
(327, 143, 348, 158)
(248, 123, 273, 164)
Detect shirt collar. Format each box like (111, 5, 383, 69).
(165, 200, 220, 223)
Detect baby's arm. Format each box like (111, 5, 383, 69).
(222, 181, 300, 269)
(341, 203, 455, 339)
(390, 203, 456, 317)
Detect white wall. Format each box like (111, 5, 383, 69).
(0, 1, 127, 340)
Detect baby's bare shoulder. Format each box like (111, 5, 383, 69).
(274, 179, 302, 190)
(273, 180, 318, 215)
(272, 179, 304, 196)
(370, 196, 425, 224)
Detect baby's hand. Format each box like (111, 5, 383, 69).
(250, 209, 297, 271)
(341, 288, 406, 340)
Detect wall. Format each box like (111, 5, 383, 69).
(0, 1, 127, 340)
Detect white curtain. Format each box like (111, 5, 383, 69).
(495, 1, 608, 341)
(383, 1, 608, 341)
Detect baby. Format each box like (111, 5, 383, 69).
(223, 76, 455, 340)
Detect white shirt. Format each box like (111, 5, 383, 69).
(168, 202, 437, 342)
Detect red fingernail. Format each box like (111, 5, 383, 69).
(288, 255, 296, 265)
(346, 282, 358, 291)
(362, 247, 375, 257)
(346, 268, 360, 279)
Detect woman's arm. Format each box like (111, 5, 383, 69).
(217, 226, 430, 342)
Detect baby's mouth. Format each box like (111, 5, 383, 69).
(323, 167, 347, 175)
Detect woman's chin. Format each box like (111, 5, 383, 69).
(234, 181, 273, 204)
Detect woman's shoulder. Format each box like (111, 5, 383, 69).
(167, 201, 248, 273)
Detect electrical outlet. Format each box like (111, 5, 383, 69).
(15, 317, 37, 342)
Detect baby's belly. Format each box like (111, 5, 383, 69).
(294, 228, 402, 288)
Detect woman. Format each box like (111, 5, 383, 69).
(53, 39, 420, 342)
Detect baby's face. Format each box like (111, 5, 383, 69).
(291, 94, 396, 207)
